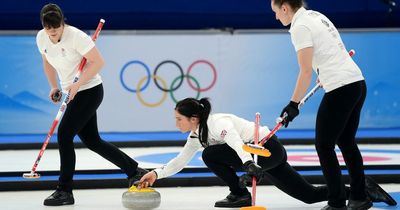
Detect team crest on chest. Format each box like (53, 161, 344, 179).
(61, 48, 66, 57)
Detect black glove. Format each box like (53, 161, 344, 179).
(51, 89, 62, 102)
(280, 101, 299, 128)
(238, 160, 263, 188)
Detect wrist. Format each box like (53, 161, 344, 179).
(152, 170, 158, 179)
(244, 160, 254, 167)
(76, 80, 84, 87)
(289, 101, 299, 108)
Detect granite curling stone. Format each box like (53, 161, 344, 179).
(122, 185, 161, 210)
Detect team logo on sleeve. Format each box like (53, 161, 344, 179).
(220, 130, 227, 139)
(321, 19, 330, 27)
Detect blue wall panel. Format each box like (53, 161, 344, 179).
(0, 0, 398, 30)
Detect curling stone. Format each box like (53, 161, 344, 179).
(122, 185, 161, 210)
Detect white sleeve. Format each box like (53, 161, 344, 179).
(290, 25, 313, 51)
(153, 137, 202, 179)
(73, 29, 95, 56)
(36, 30, 45, 54)
(214, 119, 253, 164)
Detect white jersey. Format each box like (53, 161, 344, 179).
(36, 25, 102, 92)
(154, 113, 271, 179)
(289, 7, 364, 92)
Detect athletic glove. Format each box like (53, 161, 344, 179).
(280, 101, 299, 128)
(51, 89, 62, 103)
(238, 160, 263, 188)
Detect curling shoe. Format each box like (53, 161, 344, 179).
(347, 198, 372, 210)
(43, 190, 74, 206)
(365, 176, 397, 206)
(128, 167, 149, 187)
(214, 192, 251, 208)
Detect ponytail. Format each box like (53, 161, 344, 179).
(198, 98, 211, 147)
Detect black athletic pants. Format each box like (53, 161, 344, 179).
(316, 80, 367, 207)
(202, 135, 331, 204)
(57, 84, 138, 192)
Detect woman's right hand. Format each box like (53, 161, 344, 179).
(137, 171, 157, 189)
(49, 88, 62, 103)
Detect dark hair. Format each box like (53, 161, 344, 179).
(272, 0, 304, 9)
(175, 97, 212, 147)
(40, 3, 65, 29)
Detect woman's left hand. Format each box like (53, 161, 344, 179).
(65, 82, 80, 103)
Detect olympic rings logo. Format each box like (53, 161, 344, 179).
(120, 60, 217, 107)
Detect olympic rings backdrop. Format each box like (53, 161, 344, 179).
(0, 31, 400, 133)
(120, 59, 217, 107)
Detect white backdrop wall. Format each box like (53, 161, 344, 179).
(97, 32, 300, 132)
(0, 31, 399, 134)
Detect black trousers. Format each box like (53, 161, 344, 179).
(57, 84, 138, 192)
(202, 135, 331, 204)
(316, 80, 367, 207)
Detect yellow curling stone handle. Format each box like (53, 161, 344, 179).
(128, 185, 156, 193)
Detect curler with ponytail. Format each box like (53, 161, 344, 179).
(40, 3, 65, 29)
(272, 0, 305, 9)
(175, 97, 212, 147)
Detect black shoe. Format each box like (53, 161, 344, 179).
(128, 167, 149, 187)
(347, 198, 372, 210)
(320, 205, 347, 210)
(43, 190, 74, 206)
(365, 176, 397, 206)
(214, 192, 251, 208)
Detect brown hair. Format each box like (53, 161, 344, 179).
(272, 0, 304, 9)
(40, 3, 65, 28)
